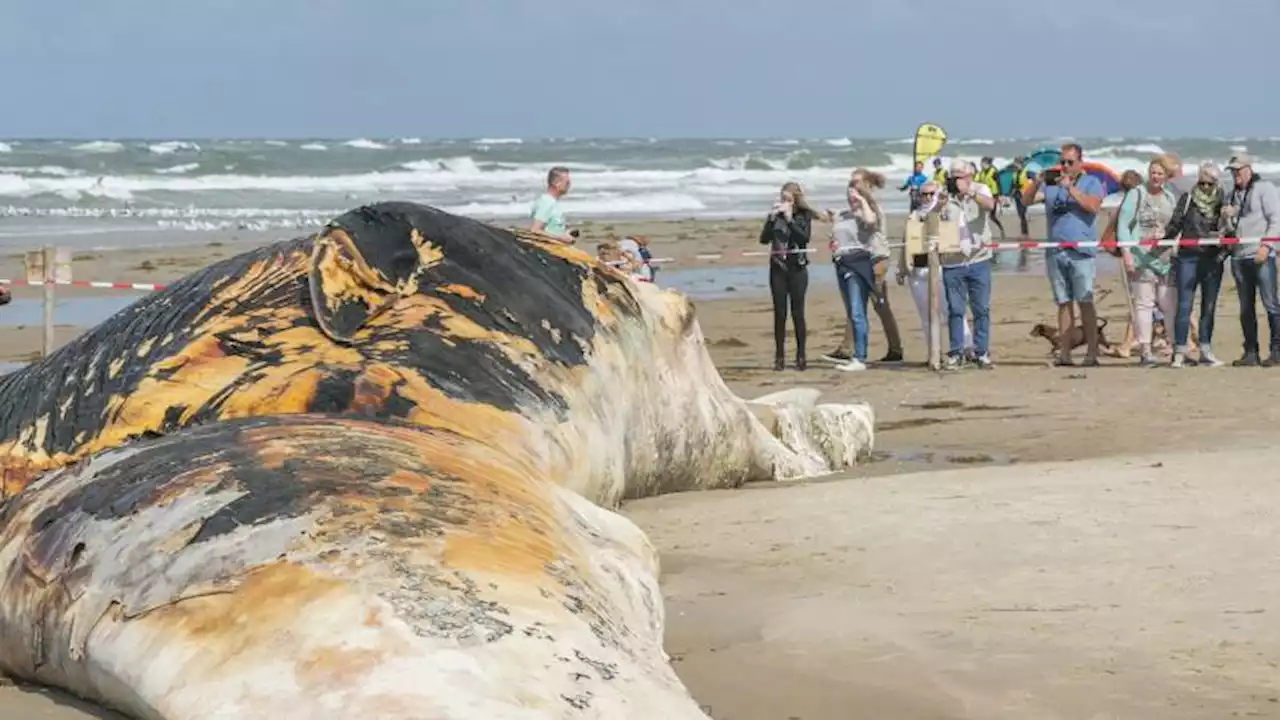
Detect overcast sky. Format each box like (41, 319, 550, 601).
(4, 0, 1277, 138)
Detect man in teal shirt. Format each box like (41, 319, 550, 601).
(1022, 142, 1106, 366)
(530, 166, 576, 244)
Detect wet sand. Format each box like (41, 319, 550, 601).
(5, 215, 1280, 718)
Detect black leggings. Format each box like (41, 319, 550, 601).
(769, 263, 809, 359)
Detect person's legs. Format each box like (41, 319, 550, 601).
(1015, 195, 1029, 236)
(1233, 258, 1260, 362)
(769, 265, 788, 368)
(1156, 277, 1177, 352)
(871, 258, 903, 359)
(1046, 252, 1075, 362)
(789, 266, 809, 366)
(968, 261, 992, 361)
(850, 273, 873, 362)
(909, 267, 930, 343)
(1198, 255, 1224, 352)
(942, 266, 966, 358)
(1173, 255, 1198, 352)
(1132, 279, 1156, 347)
(1257, 256, 1280, 364)
(1070, 255, 1100, 361)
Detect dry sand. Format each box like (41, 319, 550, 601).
(3, 216, 1280, 718)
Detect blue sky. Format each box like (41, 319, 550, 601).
(3, 0, 1277, 138)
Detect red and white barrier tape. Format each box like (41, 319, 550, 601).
(0, 279, 168, 291)
(646, 236, 1280, 264)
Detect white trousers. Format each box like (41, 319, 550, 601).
(909, 267, 972, 349)
(1131, 277, 1175, 346)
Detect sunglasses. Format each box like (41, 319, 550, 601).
(920, 191, 936, 198)
(1061, 158, 1079, 167)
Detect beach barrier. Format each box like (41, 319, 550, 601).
(0, 278, 167, 291)
(643, 235, 1280, 265)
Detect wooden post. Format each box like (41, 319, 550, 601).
(42, 246, 55, 357)
(923, 212, 943, 370)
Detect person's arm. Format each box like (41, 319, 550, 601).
(1020, 175, 1043, 206)
(1066, 176, 1104, 213)
(1163, 193, 1190, 240)
(787, 211, 812, 248)
(759, 216, 775, 245)
(530, 196, 550, 233)
(969, 185, 995, 212)
(1116, 190, 1139, 245)
(1261, 183, 1280, 239)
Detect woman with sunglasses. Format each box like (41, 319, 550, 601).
(1165, 162, 1227, 367)
(1117, 155, 1179, 366)
(896, 181, 973, 354)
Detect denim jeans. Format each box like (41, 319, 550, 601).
(942, 261, 992, 357)
(835, 258, 875, 361)
(1173, 253, 1224, 349)
(1232, 255, 1280, 355)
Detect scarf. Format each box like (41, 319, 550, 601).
(1190, 182, 1221, 220)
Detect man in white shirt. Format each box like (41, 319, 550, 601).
(940, 159, 996, 369)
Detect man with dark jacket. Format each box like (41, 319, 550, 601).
(1222, 154, 1280, 366)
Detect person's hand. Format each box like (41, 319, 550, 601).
(1221, 205, 1239, 221)
(1255, 245, 1269, 265)
(1059, 172, 1074, 190)
(895, 266, 907, 286)
(872, 259, 888, 284)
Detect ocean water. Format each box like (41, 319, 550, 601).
(0, 136, 1272, 242)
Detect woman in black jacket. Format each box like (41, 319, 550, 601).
(1165, 162, 1227, 366)
(759, 181, 821, 370)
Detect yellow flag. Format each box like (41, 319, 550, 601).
(912, 123, 948, 166)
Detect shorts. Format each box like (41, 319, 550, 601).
(1046, 250, 1096, 304)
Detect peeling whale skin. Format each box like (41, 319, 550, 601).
(0, 202, 873, 504)
(0, 415, 710, 720)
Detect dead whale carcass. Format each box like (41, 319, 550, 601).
(0, 202, 873, 504)
(0, 415, 710, 719)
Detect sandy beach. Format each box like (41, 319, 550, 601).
(4, 215, 1280, 718)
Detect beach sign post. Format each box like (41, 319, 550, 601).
(906, 214, 961, 370)
(24, 247, 72, 357)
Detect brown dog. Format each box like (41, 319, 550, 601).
(1029, 317, 1113, 355)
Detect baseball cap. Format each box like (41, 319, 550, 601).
(1227, 153, 1253, 170)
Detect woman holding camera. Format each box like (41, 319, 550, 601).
(826, 171, 891, 372)
(1117, 155, 1179, 367)
(759, 181, 821, 370)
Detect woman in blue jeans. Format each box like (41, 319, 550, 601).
(827, 173, 885, 372)
(1164, 162, 1227, 367)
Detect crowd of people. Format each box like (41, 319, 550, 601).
(756, 142, 1280, 372)
(528, 145, 1280, 374)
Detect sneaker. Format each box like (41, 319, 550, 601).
(1197, 348, 1225, 367)
(1170, 353, 1185, 368)
(879, 349, 904, 363)
(974, 354, 996, 370)
(1081, 355, 1101, 368)
(821, 348, 851, 364)
(835, 358, 867, 372)
(1264, 354, 1280, 368)
(1138, 354, 1159, 368)
(1233, 353, 1261, 367)
(943, 355, 964, 371)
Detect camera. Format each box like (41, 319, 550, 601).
(1041, 168, 1062, 186)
